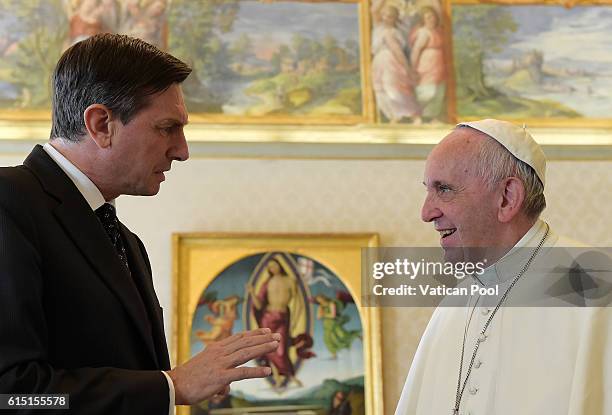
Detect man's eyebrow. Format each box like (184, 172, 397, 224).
(158, 118, 188, 126)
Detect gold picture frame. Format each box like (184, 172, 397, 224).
(172, 232, 381, 415)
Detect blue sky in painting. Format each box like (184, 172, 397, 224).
(479, 5, 612, 117)
(190, 252, 364, 401)
(0, 3, 65, 43)
(223, 1, 359, 45)
(496, 6, 612, 68)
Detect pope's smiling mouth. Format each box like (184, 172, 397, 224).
(439, 229, 456, 239)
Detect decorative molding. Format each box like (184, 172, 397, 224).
(2, 121, 612, 160)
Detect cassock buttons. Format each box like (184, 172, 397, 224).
(478, 333, 487, 343)
(474, 359, 483, 369)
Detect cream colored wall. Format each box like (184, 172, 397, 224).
(2, 150, 612, 414)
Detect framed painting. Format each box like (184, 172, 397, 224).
(0, 0, 374, 125)
(173, 233, 382, 415)
(449, 0, 612, 128)
(369, 0, 455, 125)
(171, 0, 373, 125)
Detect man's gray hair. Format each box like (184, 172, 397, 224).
(468, 128, 546, 219)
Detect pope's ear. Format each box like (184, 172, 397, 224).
(83, 104, 113, 149)
(498, 177, 526, 223)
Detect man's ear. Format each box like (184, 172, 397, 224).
(498, 177, 526, 223)
(83, 104, 114, 149)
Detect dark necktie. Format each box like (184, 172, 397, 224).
(95, 203, 130, 272)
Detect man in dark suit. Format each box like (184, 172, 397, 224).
(0, 33, 279, 414)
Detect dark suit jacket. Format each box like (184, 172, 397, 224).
(0, 145, 170, 414)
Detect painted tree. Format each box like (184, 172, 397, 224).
(168, 0, 239, 108)
(230, 33, 254, 71)
(344, 38, 359, 66)
(452, 5, 517, 101)
(290, 34, 305, 61)
(270, 44, 291, 73)
(321, 34, 339, 69)
(0, 0, 66, 109)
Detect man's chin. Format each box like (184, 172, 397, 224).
(443, 246, 490, 263)
(147, 185, 161, 196)
(127, 184, 161, 197)
(147, 178, 163, 195)
(442, 246, 465, 263)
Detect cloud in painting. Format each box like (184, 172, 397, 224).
(510, 7, 612, 65)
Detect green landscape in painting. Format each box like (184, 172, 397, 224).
(0, 0, 363, 119)
(452, 5, 612, 120)
(168, 0, 362, 117)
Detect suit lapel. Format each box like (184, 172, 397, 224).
(24, 145, 159, 366)
(121, 226, 169, 368)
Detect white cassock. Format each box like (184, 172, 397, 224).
(395, 220, 612, 415)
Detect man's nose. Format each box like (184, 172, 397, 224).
(171, 130, 189, 162)
(421, 193, 441, 223)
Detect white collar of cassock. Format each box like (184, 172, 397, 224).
(472, 219, 547, 287)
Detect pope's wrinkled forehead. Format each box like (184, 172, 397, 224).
(423, 128, 489, 184)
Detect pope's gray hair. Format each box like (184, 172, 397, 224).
(461, 126, 546, 219)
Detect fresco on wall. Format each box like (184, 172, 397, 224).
(0, 0, 168, 112)
(169, 0, 364, 121)
(0, 0, 365, 124)
(190, 251, 364, 415)
(4, 1, 610, 129)
(370, 0, 449, 124)
(452, 5, 612, 122)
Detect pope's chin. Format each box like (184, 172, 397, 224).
(442, 246, 465, 263)
(443, 245, 490, 264)
(440, 233, 463, 263)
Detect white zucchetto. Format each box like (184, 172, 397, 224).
(457, 119, 546, 186)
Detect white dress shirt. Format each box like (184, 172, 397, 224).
(43, 142, 176, 414)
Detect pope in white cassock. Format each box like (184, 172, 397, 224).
(395, 119, 612, 415)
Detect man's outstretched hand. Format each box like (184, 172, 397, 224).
(167, 328, 280, 405)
